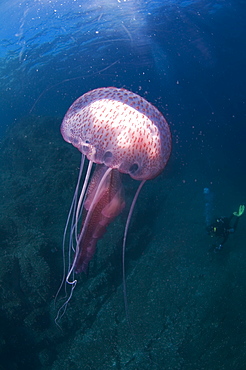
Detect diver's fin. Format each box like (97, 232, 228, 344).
(233, 205, 245, 217)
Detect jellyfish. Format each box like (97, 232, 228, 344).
(57, 87, 171, 319)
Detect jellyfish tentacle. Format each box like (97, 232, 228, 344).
(55, 154, 84, 294)
(54, 154, 85, 325)
(65, 159, 98, 283)
(75, 146, 96, 241)
(122, 179, 146, 325)
(55, 279, 77, 328)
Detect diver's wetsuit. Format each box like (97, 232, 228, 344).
(207, 214, 239, 252)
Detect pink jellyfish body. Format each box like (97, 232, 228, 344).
(57, 87, 171, 318)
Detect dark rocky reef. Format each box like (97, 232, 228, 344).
(0, 115, 245, 370)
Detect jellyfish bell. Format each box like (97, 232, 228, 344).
(61, 87, 171, 181)
(56, 87, 171, 321)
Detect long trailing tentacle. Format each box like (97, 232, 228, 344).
(121, 181, 163, 369)
(54, 154, 85, 325)
(55, 161, 94, 323)
(74, 159, 94, 241)
(122, 180, 146, 325)
(55, 155, 97, 322)
(54, 154, 85, 302)
(55, 146, 97, 325)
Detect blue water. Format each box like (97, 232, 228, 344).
(1, 0, 244, 131)
(0, 0, 246, 369)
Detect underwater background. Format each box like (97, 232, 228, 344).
(0, 0, 246, 369)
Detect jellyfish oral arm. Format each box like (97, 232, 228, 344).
(73, 165, 125, 274)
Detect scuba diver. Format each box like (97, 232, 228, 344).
(207, 205, 245, 252)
